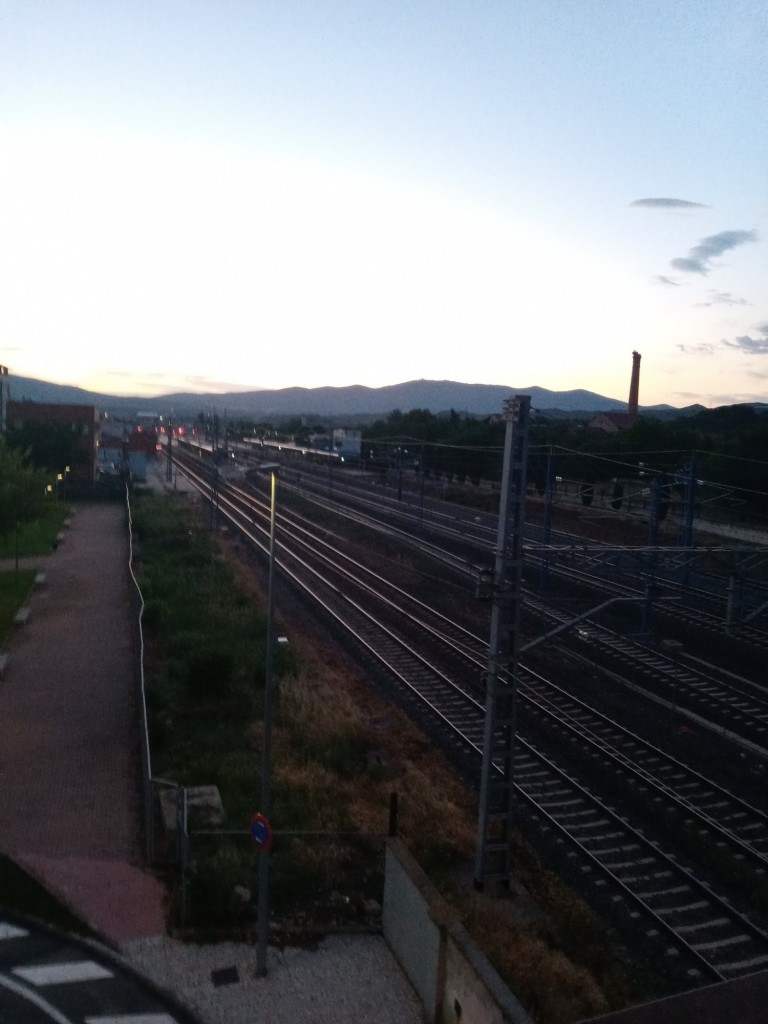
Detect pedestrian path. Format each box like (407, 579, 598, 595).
(0, 502, 167, 943)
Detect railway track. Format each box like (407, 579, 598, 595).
(531, 553, 768, 653)
(167, 452, 768, 983)
(575, 626, 768, 749)
(277, 456, 768, 643)
(259, 455, 768, 647)
(256, 463, 768, 752)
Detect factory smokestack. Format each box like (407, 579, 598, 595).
(628, 351, 641, 416)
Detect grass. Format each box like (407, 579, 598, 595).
(0, 504, 69, 558)
(133, 493, 474, 917)
(0, 503, 68, 642)
(0, 570, 35, 643)
(133, 496, 273, 795)
(133, 491, 652, 1022)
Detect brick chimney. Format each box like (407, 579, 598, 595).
(628, 351, 641, 416)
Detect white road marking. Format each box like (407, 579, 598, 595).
(13, 960, 113, 985)
(85, 1015, 179, 1024)
(0, 972, 76, 1023)
(0, 923, 29, 940)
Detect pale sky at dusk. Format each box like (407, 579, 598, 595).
(1, 1, 766, 408)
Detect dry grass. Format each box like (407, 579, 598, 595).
(461, 891, 611, 1023)
(260, 657, 477, 849)
(211, 526, 644, 1021)
(265, 649, 636, 1022)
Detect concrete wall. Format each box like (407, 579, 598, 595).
(383, 840, 444, 1020)
(383, 840, 533, 1024)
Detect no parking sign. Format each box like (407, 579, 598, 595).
(250, 813, 273, 852)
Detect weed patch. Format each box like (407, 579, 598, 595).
(0, 505, 69, 558)
(0, 570, 35, 642)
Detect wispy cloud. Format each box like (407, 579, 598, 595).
(708, 392, 767, 405)
(695, 290, 750, 307)
(670, 229, 758, 276)
(655, 274, 680, 286)
(96, 371, 266, 396)
(631, 197, 708, 209)
(677, 343, 717, 356)
(722, 323, 768, 355)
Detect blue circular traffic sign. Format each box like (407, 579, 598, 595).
(250, 813, 273, 851)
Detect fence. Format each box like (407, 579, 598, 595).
(149, 783, 397, 934)
(151, 789, 535, 1024)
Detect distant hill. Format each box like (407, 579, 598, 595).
(8, 377, 108, 407)
(7, 374, 676, 420)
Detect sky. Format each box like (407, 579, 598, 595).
(0, 1, 766, 408)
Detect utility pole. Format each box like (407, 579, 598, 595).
(256, 466, 279, 976)
(539, 445, 555, 590)
(210, 413, 220, 532)
(166, 421, 173, 482)
(474, 396, 531, 890)
(677, 455, 697, 585)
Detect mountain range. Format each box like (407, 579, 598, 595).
(7, 374, 679, 421)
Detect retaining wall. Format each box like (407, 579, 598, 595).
(383, 840, 533, 1024)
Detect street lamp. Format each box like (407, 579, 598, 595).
(256, 463, 279, 978)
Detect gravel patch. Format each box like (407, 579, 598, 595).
(121, 932, 425, 1024)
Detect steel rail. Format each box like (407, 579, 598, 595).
(169, 454, 768, 979)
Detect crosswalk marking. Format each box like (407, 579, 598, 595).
(85, 1015, 179, 1024)
(13, 960, 114, 985)
(1, 922, 181, 1022)
(0, 973, 76, 1024)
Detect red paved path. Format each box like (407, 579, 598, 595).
(0, 502, 167, 943)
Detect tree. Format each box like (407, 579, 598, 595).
(0, 441, 47, 541)
(6, 420, 83, 474)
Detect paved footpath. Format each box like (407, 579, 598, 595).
(0, 502, 167, 941)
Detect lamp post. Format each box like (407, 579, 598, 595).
(256, 464, 279, 977)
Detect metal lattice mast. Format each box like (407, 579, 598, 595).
(474, 395, 531, 889)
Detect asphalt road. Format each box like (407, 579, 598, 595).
(0, 914, 199, 1024)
